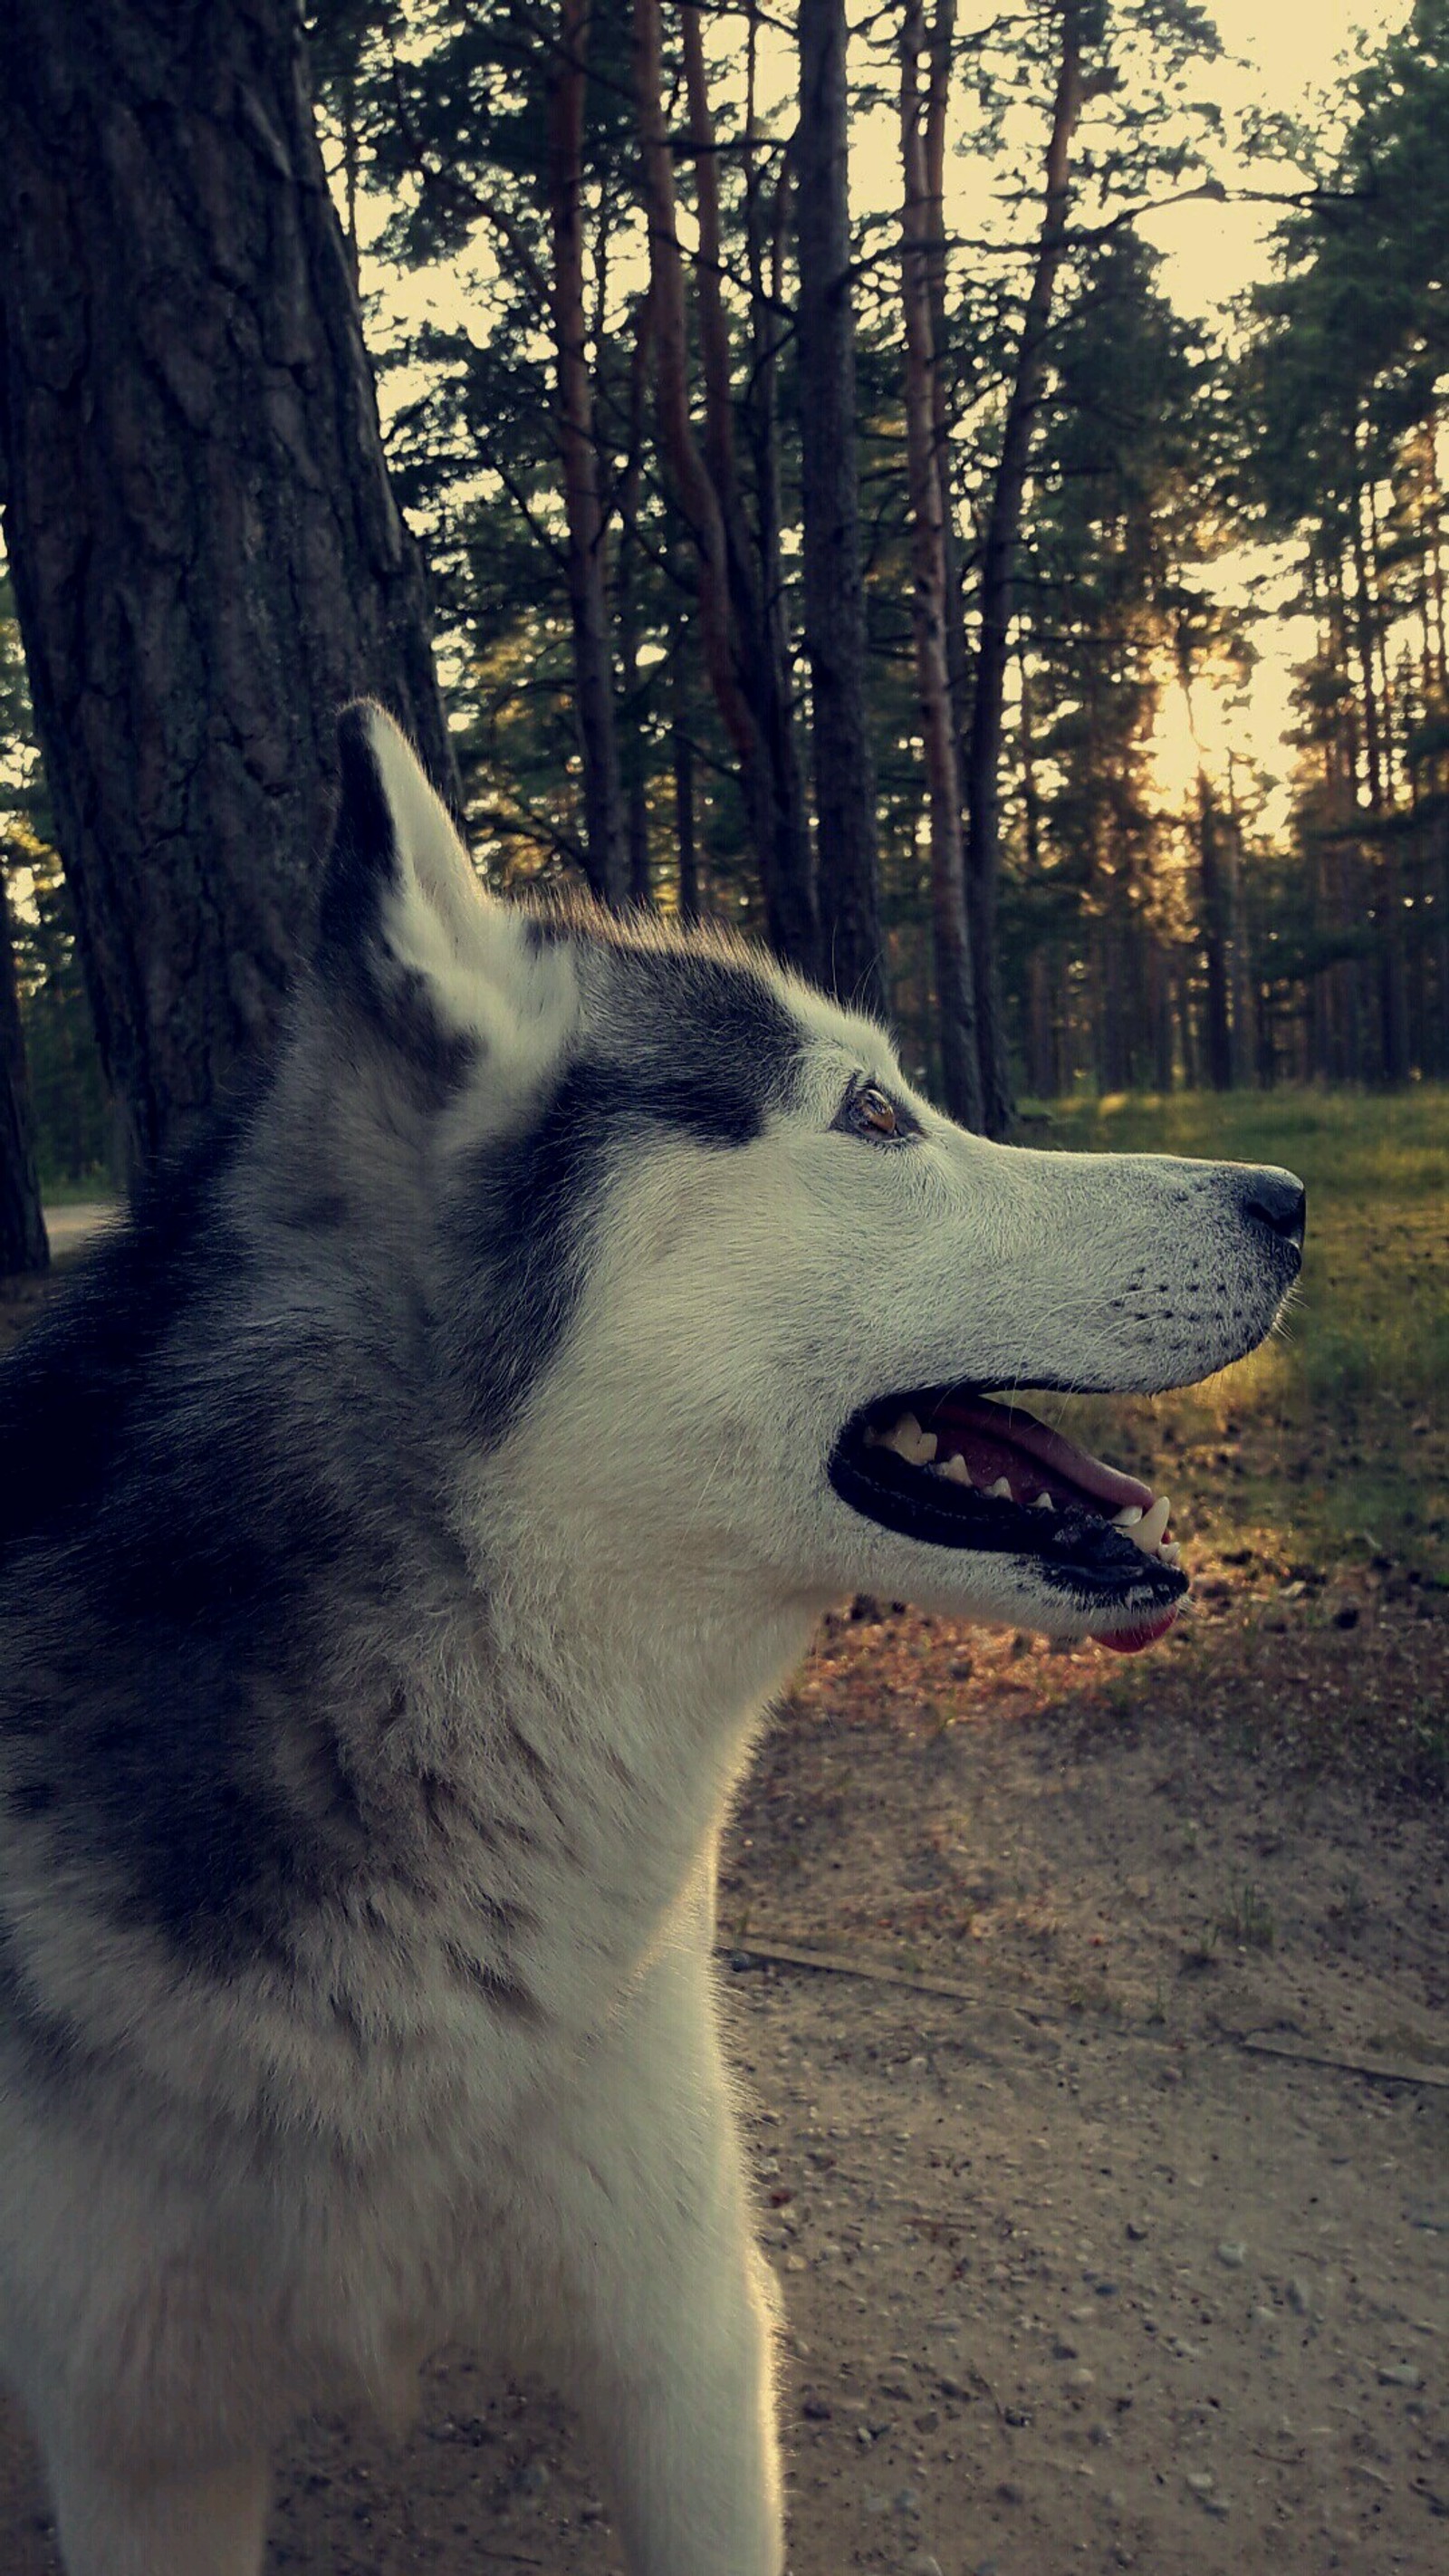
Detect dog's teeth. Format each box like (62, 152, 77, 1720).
(1133, 1495, 1171, 1555)
(985, 1475, 1012, 1501)
(1159, 1540, 1183, 1568)
(1031, 1489, 1055, 1511)
(938, 1452, 971, 1484)
(1112, 1506, 1144, 1528)
(881, 1413, 936, 1466)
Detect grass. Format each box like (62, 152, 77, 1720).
(1213, 1878, 1277, 1951)
(1024, 1086, 1449, 1588)
(39, 1172, 119, 1207)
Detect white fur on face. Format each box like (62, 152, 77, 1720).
(486, 1004, 1291, 1643)
(361, 714, 1288, 1646)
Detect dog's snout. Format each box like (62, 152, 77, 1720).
(1241, 1167, 1307, 1252)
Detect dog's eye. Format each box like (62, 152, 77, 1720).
(838, 1082, 913, 1142)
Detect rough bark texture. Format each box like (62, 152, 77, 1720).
(797, 0, 888, 1019)
(0, 0, 457, 1169)
(0, 869, 49, 1275)
(899, 1, 982, 1129)
(548, 0, 627, 907)
(964, 0, 1085, 1137)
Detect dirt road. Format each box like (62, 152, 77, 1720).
(0, 1602, 1445, 2574)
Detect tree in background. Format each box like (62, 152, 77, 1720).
(0, 571, 110, 1217)
(0, 870, 46, 1277)
(999, 224, 1232, 1096)
(0, 571, 53, 1274)
(797, 0, 887, 1014)
(898, 0, 981, 1125)
(6, 0, 1449, 1152)
(960, 0, 1091, 1135)
(1239, 0, 1449, 1083)
(308, 0, 1236, 1108)
(0, 0, 456, 1169)
(552, 0, 629, 903)
(635, 0, 818, 971)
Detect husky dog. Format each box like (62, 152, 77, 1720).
(0, 706, 1303, 2576)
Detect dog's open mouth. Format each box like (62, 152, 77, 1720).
(829, 1389, 1187, 1653)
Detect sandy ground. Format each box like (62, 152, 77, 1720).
(0, 1587, 1444, 2576)
(39, 1202, 120, 1256)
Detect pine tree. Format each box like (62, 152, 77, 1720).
(0, 0, 456, 1168)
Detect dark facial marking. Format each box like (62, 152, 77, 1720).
(441, 947, 803, 1447)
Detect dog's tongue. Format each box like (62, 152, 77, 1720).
(1090, 1608, 1180, 1655)
(927, 1394, 1156, 1514)
(928, 1394, 1178, 1658)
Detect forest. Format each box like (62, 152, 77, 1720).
(2, 17, 1448, 2571)
(3, 0, 1449, 1254)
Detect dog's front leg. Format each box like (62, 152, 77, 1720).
(534, 1910, 785, 2575)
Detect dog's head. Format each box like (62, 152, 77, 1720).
(305, 706, 1302, 1653)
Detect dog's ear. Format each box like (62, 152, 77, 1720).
(318, 700, 485, 995)
(315, 702, 574, 1091)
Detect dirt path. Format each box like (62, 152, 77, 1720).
(40, 1203, 119, 1256)
(0, 1602, 1445, 2574)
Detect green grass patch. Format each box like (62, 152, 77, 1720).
(39, 1173, 119, 1206)
(1023, 1087, 1449, 1584)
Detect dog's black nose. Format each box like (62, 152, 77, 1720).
(1243, 1168, 1307, 1250)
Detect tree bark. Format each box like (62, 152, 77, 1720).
(899, 0, 982, 1127)
(0, 0, 457, 1171)
(1195, 774, 1233, 1091)
(673, 720, 700, 924)
(1222, 757, 1252, 1084)
(548, 0, 628, 906)
(0, 866, 49, 1275)
(922, 0, 974, 851)
(631, 0, 744, 790)
(617, 284, 655, 908)
(964, 0, 1086, 1137)
(679, 0, 817, 976)
(1349, 454, 1410, 1081)
(633, 0, 817, 975)
(797, 0, 888, 1018)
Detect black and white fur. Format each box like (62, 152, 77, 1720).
(0, 706, 1302, 2575)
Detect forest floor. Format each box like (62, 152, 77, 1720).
(1, 1096, 1446, 2573)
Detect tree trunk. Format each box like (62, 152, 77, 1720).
(1348, 459, 1410, 1081)
(1222, 759, 1252, 1084)
(1195, 774, 1233, 1091)
(964, 0, 1085, 1138)
(922, 0, 974, 847)
(0, 866, 49, 1275)
(1425, 402, 1449, 698)
(675, 0, 818, 976)
(0, 0, 456, 1172)
(899, 0, 982, 1127)
(669, 531, 702, 922)
(548, 0, 628, 907)
(796, 0, 888, 1017)
(617, 284, 655, 908)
